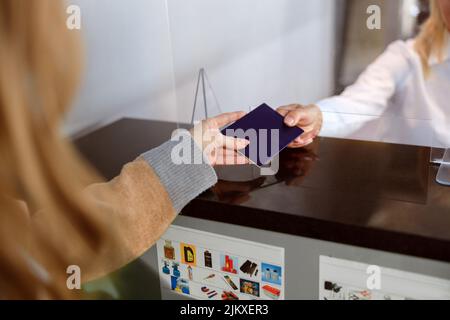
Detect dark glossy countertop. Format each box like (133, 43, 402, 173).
(74, 118, 450, 263)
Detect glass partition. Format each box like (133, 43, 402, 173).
(436, 149, 450, 186)
(168, 0, 449, 185)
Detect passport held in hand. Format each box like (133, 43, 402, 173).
(221, 103, 303, 166)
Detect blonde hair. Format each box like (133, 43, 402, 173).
(415, 0, 449, 76)
(0, 0, 113, 299)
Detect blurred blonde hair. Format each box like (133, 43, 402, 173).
(0, 0, 112, 299)
(415, 0, 449, 76)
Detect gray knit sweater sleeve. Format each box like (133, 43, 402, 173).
(141, 137, 217, 213)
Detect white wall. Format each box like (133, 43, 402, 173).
(64, 0, 337, 135)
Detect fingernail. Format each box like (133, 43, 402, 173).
(305, 138, 313, 145)
(295, 137, 302, 143)
(285, 117, 295, 126)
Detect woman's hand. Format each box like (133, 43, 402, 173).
(277, 104, 323, 148)
(190, 111, 250, 166)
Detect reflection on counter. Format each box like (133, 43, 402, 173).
(212, 142, 320, 204)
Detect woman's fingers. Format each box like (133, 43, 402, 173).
(288, 141, 312, 148)
(277, 104, 321, 127)
(219, 135, 249, 150)
(289, 139, 312, 147)
(294, 129, 317, 143)
(289, 129, 319, 147)
(277, 104, 306, 126)
(282, 108, 313, 127)
(190, 111, 248, 166)
(210, 111, 246, 128)
(277, 104, 323, 149)
(215, 148, 249, 165)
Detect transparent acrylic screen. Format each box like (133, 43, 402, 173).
(166, 0, 449, 184)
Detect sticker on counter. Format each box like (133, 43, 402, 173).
(319, 256, 450, 300)
(220, 254, 238, 274)
(261, 263, 282, 285)
(157, 225, 285, 300)
(180, 243, 197, 266)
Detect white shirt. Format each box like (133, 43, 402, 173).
(317, 39, 450, 147)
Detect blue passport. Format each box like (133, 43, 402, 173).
(221, 103, 304, 166)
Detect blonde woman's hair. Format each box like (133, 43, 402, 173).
(0, 0, 114, 299)
(415, 0, 449, 76)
